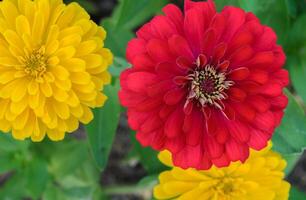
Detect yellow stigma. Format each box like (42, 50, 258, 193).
(24, 47, 47, 79)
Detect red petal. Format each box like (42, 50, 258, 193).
(229, 67, 250, 81)
(233, 103, 256, 122)
(248, 129, 269, 150)
(215, 126, 229, 144)
(248, 95, 270, 112)
(201, 29, 216, 56)
(221, 7, 246, 42)
(126, 72, 156, 93)
(159, 105, 175, 119)
(229, 30, 254, 51)
(136, 97, 162, 112)
(126, 39, 147, 62)
(228, 87, 247, 102)
(147, 39, 173, 62)
(140, 114, 162, 133)
(164, 108, 184, 138)
(127, 110, 147, 130)
(253, 111, 276, 132)
(176, 56, 192, 70)
(147, 80, 174, 97)
(213, 42, 227, 63)
(205, 136, 224, 159)
(218, 60, 230, 71)
(151, 15, 177, 39)
(164, 88, 186, 105)
(183, 100, 194, 115)
(165, 137, 185, 153)
(229, 46, 254, 65)
(212, 154, 230, 168)
(133, 54, 154, 71)
(225, 139, 242, 162)
(173, 145, 202, 169)
(168, 35, 194, 59)
(227, 120, 250, 143)
(162, 4, 184, 32)
(248, 69, 268, 84)
(222, 103, 236, 120)
(272, 69, 289, 86)
(260, 82, 282, 97)
(247, 51, 275, 67)
(270, 94, 288, 109)
(186, 111, 203, 146)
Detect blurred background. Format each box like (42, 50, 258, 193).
(0, 0, 306, 199)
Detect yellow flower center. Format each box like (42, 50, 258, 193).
(214, 177, 242, 197)
(24, 47, 47, 79)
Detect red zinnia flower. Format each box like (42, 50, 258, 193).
(119, 0, 288, 169)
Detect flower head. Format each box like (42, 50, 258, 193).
(154, 144, 290, 200)
(119, 0, 288, 169)
(0, 0, 112, 141)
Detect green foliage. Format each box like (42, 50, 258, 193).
(290, 187, 306, 200)
(130, 132, 168, 174)
(273, 90, 306, 154)
(86, 81, 121, 170)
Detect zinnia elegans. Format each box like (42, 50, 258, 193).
(119, 0, 289, 169)
(154, 143, 290, 200)
(0, 0, 112, 141)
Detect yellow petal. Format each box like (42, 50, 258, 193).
(83, 54, 102, 69)
(50, 65, 69, 80)
(70, 72, 91, 84)
(32, 11, 44, 45)
(52, 100, 70, 119)
(28, 80, 39, 95)
(79, 106, 93, 124)
(16, 15, 31, 36)
(76, 40, 97, 56)
(61, 58, 86, 72)
(55, 46, 75, 60)
(40, 81, 53, 97)
(47, 129, 64, 141)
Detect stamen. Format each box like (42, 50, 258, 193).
(186, 56, 233, 109)
(24, 46, 47, 80)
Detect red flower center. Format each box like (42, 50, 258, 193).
(187, 56, 234, 109)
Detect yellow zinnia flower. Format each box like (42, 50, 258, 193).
(154, 143, 290, 200)
(0, 0, 112, 141)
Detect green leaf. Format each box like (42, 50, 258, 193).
(286, 14, 306, 51)
(283, 153, 300, 175)
(111, 0, 168, 30)
(288, 55, 306, 103)
(86, 81, 121, 170)
(0, 171, 27, 200)
(25, 159, 49, 199)
(0, 153, 20, 174)
(102, 0, 169, 58)
(285, 0, 297, 18)
(130, 132, 168, 174)
(138, 174, 158, 188)
(102, 19, 134, 58)
(214, 0, 240, 10)
(239, 0, 290, 45)
(108, 57, 130, 77)
(0, 133, 29, 152)
(290, 187, 306, 200)
(48, 141, 88, 178)
(272, 90, 306, 154)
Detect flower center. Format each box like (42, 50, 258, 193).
(187, 57, 233, 109)
(24, 47, 47, 79)
(213, 177, 241, 197)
